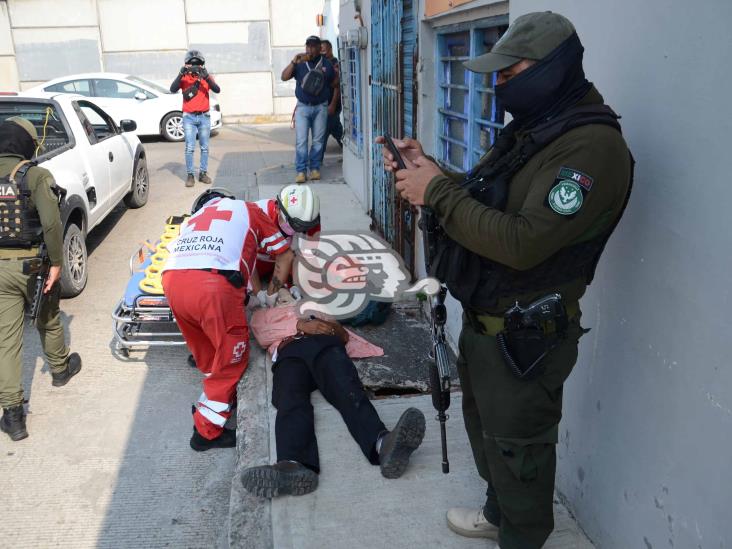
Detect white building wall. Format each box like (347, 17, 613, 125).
(0, 0, 331, 121)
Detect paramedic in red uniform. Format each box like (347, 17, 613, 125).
(170, 49, 220, 188)
(253, 184, 321, 289)
(162, 188, 294, 451)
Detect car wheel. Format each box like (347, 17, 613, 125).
(162, 112, 184, 142)
(124, 156, 149, 208)
(60, 223, 88, 298)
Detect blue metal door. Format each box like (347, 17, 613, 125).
(371, 0, 418, 275)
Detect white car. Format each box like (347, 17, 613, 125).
(0, 92, 148, 296)
(24, 72, 223, 142)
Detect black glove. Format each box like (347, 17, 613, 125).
(179, 66, 188, 75)
(201, 67, 209, 79)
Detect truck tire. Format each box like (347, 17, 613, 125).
(124, 156, 149, 208)
(60, 223, 88, 298)
(161, 112, 184, 142)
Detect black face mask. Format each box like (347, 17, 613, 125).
(494, 33, 592, 129)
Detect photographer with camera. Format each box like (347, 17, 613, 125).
(281, 36, 338, 184)
(170, 50, 221, 188)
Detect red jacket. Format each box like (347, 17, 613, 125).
(180, 74, 212, 113)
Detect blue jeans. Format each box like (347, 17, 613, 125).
(295, 102, 327, 173)
(183, 112, 211, 174)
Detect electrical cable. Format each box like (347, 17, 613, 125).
(34, 106, 52, 158)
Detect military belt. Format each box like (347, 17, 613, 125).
(466, 301, 580, 337)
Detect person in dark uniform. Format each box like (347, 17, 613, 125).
(318, 39, 344, 163)
(378, 12, 632, 549)
(0, 117, 82, 442)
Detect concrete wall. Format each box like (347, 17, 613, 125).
(506, 1, 731, 548)
(0, 0, 332, 121)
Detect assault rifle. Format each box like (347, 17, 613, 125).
(27, 244, 50, 327)
(428, 283, 451, 474)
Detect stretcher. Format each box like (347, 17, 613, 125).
(111, 215, 188, 356)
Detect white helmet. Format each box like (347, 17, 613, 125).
(276, 184, 320, 235)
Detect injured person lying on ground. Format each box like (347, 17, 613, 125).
(242, 304, 426, 498)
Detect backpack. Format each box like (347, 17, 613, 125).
(301, 58, 326, 97)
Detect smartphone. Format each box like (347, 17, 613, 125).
(383, 133, 407, 170)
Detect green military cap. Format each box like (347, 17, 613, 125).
(464, 11, 576, 73)
(6, 116, 43, 152)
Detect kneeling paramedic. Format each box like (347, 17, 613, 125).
(250, 183, 320, 303)
(0, 117, 82, 442)
(162, 188, 294, 451)
(380, 12, 633, 549)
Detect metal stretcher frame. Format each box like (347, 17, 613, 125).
(111, 242, 185, 357)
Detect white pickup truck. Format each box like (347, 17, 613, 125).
(0, 92, 148, 296)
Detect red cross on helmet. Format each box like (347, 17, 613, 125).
(276, 184, 320, 235)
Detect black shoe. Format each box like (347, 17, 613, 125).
(187, 354, 196, 368)
(241, 461, 318, 498)
(51, 353, 82, 387)
(185, 173, 195, 187)
(0, 405, 28, 441)
(190, 426, 236, 451)
(378, 407, 426, 479)
(199, 172, 212, 185)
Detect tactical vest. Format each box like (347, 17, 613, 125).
(0, 160, 44, 248)
(427, 104, 634, 312)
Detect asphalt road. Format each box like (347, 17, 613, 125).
(0, 125, 297, 548)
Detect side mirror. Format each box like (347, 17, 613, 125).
(120, 119, 137, 132)
(134, 91, 147, 101)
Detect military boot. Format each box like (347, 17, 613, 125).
(378, 407, 426, 478)
(241, 461, 318, 498)
(51, 352, 82, 387)
(0, 405, 28, 441)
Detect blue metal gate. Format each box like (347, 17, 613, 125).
(371, 0, 418, 275)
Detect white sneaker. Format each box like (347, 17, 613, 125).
(446, 507, 499, 539)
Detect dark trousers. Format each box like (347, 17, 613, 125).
(457, 311, 584, 549)
(318, 111, 344, 163)
(272, 335, 386, 474)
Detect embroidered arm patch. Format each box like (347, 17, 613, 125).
(546, 166, 594, 216)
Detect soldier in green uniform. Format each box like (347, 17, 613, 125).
(379, 12, 632, 549)
(0, 117, 81, 442)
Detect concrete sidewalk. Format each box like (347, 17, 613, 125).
(229, 127, 594, 549)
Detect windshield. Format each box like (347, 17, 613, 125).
(0, 102, 70, 155)
(127, 75, 171, 95)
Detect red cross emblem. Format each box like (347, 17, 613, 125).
(289, 196, 298, 205)
(188, 204, 233, 231)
